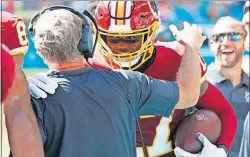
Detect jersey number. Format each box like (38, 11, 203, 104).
(137, 117, 173, 157)
(16, 21, 28, 46)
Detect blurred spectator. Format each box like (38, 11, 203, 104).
(228, 1, 246, 21)
(242, 1, 249, 51)
(207, 16, 249, 157)
(239, 2, 250, 157)
(86, 1, 99, 15)
(199, 1, 227, 23)
(71, 1, 89, 13)
(156, 1, 245, 41)
(5, 0, 14, 13)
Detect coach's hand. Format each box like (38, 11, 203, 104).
(169, 21, 206, 53)
(28, 73, 58, 99)
(174, 133, 227, 157)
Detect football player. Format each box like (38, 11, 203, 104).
(2, 11, 29, 66)
(95, 2, 236, 157)
(1, 11, 44, 157)
(29, 1, 237, 157)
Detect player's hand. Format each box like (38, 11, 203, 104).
(169, 21, 206, 53)
(28, 73, 58, 99)
(174, 133, 227, 157)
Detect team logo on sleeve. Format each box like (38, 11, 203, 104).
(245, 91, 249, 103)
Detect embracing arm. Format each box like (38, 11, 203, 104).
(197, 81, 237, 150)
(175, 81, 236, 156)
(4, 66, 44, 157)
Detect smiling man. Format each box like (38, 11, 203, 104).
(207, 16, 249, 157)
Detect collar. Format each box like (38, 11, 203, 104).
(242, 71, 250, 87)
(207, 63, 227, 83)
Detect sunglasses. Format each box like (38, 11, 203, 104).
(211, 32, 246, 43)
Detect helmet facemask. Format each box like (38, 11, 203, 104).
(98, 21, 159, 70)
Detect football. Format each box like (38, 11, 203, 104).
(174, 109, 222, 153)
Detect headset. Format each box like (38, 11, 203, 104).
(28, 5, 99, 60)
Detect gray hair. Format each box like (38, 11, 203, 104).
(33, 9, 82, 64)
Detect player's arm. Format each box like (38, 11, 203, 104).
(13, 54, 25, 67)
(175, 83, 235, 157)
(197, 81, 237, 151)
(3, 66, 44, 157)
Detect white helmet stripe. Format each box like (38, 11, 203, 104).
(125, 1, 132, 26)
(110, 1, 117, 26)
(109, 1, 132, 31)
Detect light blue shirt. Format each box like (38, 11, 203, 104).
(207, 63, 250, 157)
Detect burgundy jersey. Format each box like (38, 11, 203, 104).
(136, 41, 207, 157)
(91, 41, 207, 157)
(1, 11, 29, 56)
(1, 44, 15, 102)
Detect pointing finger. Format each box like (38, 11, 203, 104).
(169, 24, 179, 37)
(183, 21, 191, 29)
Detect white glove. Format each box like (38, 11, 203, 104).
(28, 73, 58, 99)
(169, 21, 206, 52)
(174, 133, 227, 157)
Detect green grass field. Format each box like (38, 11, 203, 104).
(23, 68, 48, 76)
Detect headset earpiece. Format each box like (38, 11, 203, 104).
(77, 14, 94, 58)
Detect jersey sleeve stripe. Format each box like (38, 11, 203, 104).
(200, 75, 207, 85)
(9, 46, 28, 56)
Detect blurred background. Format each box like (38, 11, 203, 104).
(2, 0, 249, 76)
